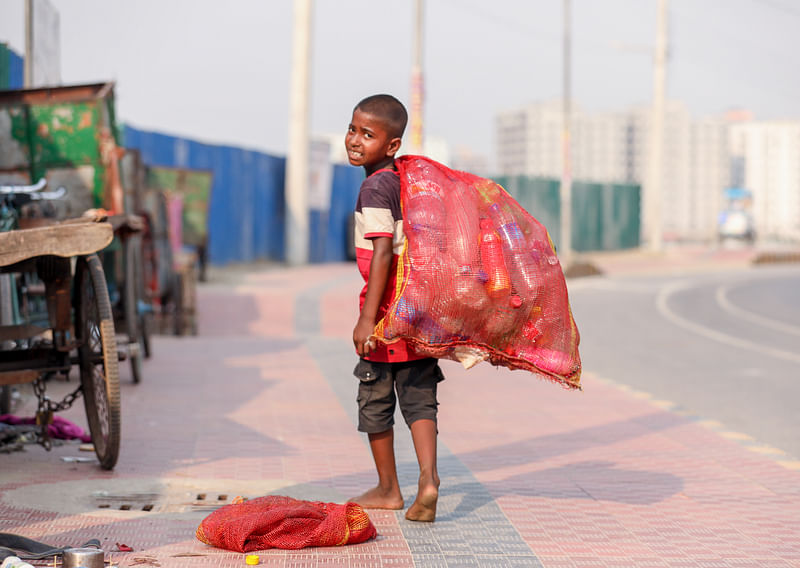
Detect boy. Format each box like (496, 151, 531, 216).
(345, 94, 444, 522)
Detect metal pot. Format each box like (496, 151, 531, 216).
(62, 548, 104, 568)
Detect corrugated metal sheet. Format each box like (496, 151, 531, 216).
(494, 175, 641, 252)
(312, 164, 362, 262)
(123, 126, 286, 265)
(572, 181, 640, 251)
(0, 44, 24, 90)
(123, 126, 367, 266)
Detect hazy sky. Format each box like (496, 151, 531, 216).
(1, 0, 798, 167)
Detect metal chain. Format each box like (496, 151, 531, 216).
(33, 374, 83, 413)
(32, 374, 84, 450)
(31, 376, 52, 450)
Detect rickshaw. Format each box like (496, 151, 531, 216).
(141, 164, 211, 337)
(0, 82, 150, 384)
(0, 179, 120, 469)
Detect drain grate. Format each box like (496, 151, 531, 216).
(92, 490, 248, 513)
(93, 491, 160, 511)
(189, 492, 247, 511)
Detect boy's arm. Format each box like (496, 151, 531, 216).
(353, 236, 393, 356)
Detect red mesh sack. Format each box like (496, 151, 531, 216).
(374, 156, 581, 389)
(196, 496, 377, 551)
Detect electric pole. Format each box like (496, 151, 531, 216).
(24, 0, 33, 87)
(285, 0, 313, 265)
(409, 0, 424, 155)
(646, 0, 668, 252)
(560, 0, 573, 266)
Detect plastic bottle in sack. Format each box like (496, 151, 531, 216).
(485, 306, 516, 345)
(446, 183, 480, 267)
(487, 203, 540, 294)
(453, 269, 490, 313)
(1, 557, 34, 568)
(406, 274, 433, 319)
(406, 190, 446, 249)
(485, 294, 525, 346)
(427, 275, 465, 336)
(386, 295, 418, 338)
(408, 237, 439, 271)
(417, 315, 450, 344)
(478, 219, 510, 298)
(385, 271, 433, 338)
(432, 304, 465, 336)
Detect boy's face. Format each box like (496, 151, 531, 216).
(345, 108, 401, 171)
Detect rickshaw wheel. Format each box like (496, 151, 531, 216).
(123, 236, 144, 383)
(140, 224, 157, 359)
(0, 386, 11, 415)
(141, 315, 152, 359)
(75, 253, 121, 470)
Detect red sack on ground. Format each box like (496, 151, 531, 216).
(374, 156, 581, 389)
(195, 496, 377, 551)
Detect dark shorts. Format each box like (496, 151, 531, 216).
(354, 358, 444, 434)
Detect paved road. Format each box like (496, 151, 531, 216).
(568, 263, 800, 459)
(2, 258, 800, 567)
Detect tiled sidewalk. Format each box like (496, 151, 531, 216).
(1, 262, 799, 567)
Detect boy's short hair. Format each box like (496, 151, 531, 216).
(355, 94, 408, 139)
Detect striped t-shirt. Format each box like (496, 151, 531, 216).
(354, 168, 422, 363)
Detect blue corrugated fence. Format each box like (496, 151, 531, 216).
(124, 126, 289, 265)
(124, 125, 639, 265)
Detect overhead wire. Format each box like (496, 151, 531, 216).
(748, 0, 800, 18)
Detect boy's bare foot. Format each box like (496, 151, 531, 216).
(405, 482, 438, 522)
(350, 486, 404, 510)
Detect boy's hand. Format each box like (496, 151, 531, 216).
(353, 319, 377, 356)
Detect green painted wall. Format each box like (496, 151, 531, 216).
(0, 85, 118, 208)
(0, 44, 10, 89)
(147, 166, 213, 246)
(493, 175, 640, 253)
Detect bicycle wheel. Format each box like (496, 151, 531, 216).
(123, 236, 144, 383)
(75, 253, 121, 470)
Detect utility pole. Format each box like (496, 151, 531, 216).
(6, 0, 35, 338)
(409, 0, 424, 154)
(559, 0, 572, 266)
(285, 0, 313, 265)
(24, 0, 33, 87)
(646, 0, 668, 252)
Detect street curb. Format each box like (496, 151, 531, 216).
(589, 373, 800, 471)
(752, 250, 800, 265)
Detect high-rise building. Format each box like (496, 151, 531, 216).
(496, 100, 563, 179)
(729, 121, 800, 242)
(686, 117, 729, 241)
(637, 103, 730, 242)
(496, 101, 736, 243)
(496, 100, 635, 183)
